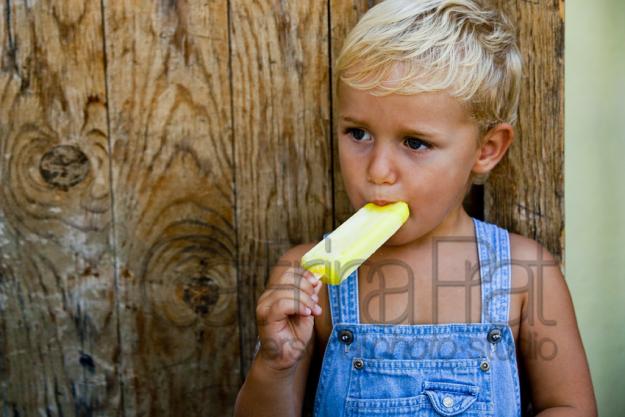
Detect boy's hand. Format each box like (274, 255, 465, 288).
(255, 267, 322, 371)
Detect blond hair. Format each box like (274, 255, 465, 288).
(335, 0, 522, 133)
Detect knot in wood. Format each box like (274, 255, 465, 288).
(39, 145, 90, 190)
(183, 276, 220, 316)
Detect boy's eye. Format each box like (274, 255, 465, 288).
(404, 137, 430, 151)
(346, 128, 371, 141)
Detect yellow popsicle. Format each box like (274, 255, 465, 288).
(301, 201, 410, 285)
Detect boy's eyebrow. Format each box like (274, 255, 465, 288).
(340, 116, 440, 138)
(341, 116, 371, 127)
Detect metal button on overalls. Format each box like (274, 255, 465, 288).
(443, 396, 454, 408)
(338, 329, 353, 345)
(487, 328, 503, 343)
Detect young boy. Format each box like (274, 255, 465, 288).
(235, 1, 597, 416)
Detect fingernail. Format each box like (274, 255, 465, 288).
(313, 304, 322, 315)
(305, 307, 312, 315)
(312, 294, 319, 302)
(307, 271, 322, 282)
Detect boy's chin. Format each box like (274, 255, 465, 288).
(382, 221, 432, 248)
(382, 227, 411, 247)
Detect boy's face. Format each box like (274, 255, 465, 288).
(337, 81, 482, 246)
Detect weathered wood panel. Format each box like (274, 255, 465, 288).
(102, 1, 238, 415)
(231, 0, 332, 377)
(0, 0, 118, 415)
(487, 0, 565, 262)
(0, 0, 563, 415)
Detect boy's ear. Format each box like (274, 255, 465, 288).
(471, 123, 514, 175)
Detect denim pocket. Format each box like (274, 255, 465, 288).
(423, 380, 480, 416)
(344, 357, 493, 416)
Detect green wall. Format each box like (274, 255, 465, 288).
(566, 1, 625, 415)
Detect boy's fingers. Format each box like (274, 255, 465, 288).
(302, 269, 322, 285)
(302, 270, 323, 296)
(266, 269, 316, 295)
(313, 281, 322, 297)
(261, 298, 318, 323)
(257, 289, 320, 318)
(256, 267, 324, 325)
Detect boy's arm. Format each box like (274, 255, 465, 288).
(234, 332, 315, 417)
(234, 244, 318, 417)
(516, 238, 597, 416)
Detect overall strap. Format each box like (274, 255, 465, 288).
(327, 269, 360, 327)
(323, 233, 361, 326)
(473, 218, 512, 325)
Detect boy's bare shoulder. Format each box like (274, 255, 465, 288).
(267, 243, 317, 284)
(281, 242, 317, 260)
(508, 231, 560, 264)
(508, 231, 566, 311)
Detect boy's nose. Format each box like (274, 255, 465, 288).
(366, 144, 397, 185)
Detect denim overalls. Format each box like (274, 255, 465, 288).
(313, 218, 521, 417)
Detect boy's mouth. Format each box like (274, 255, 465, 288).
(370, 199, 393, 206)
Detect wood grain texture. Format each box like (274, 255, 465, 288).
(487, 0, 565, 262)
(0, 0, 564, 414)
(0, 0, 118, 415)
(330, 0, 383, 225)
(102, 0, 238, 415)
(230, 0, 333, 376)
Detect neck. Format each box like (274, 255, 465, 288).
(379, 206, 475, 257)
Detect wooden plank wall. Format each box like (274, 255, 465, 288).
(103, 1, 239, 415)
(0, 0, 563, 416)
(488, 0, 565, 263)
(0, 1, 119, 415)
